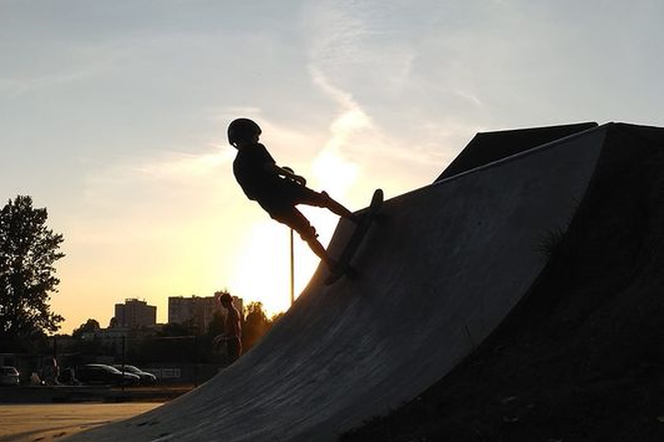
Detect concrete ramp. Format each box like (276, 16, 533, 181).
(68, 127, 608, 442)
(435, 121, 598, 181)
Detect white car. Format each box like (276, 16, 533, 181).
(1, 366, 20, 386)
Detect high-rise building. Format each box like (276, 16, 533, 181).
(114, 298, 157, 328)
(168, 293, 243, 333)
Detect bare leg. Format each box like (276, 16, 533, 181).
(274, 207, 338, 271)
(303, 234, 337, 271)
(321, 191, 358, 222)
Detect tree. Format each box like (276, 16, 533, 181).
(0, 195, 65, 351)
(271, 312, 286, 324)
(158, 321, 195, 337)
(72, 319, 101, 339)
(242, 302, 272, 351)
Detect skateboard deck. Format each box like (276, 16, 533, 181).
(324, 189, 383, 285)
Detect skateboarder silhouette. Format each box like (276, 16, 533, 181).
(228, 118, 357, 271)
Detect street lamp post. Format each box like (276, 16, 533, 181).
(290, 229, 295, 306)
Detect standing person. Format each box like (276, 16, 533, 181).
(227, 118, 357, 271)
(42, 357, 60, 385)
(214, 292, 242, 364)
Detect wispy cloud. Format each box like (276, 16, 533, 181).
(0, 32, 135, 97)
(303, 0, 416, 96)
(307, 68, 369, 194)
(0, 66, 101, 97)
(136, 149, 234, 181)
(306, 62, 473, 198)
(304, 0, 368, 67)
(453, 89, 483, 108)
(309, 67, 372, 142)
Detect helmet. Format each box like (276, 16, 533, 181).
(227, 118, 261, 146)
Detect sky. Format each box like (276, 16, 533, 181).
(1, 0, 663, 334)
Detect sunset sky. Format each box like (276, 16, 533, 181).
(1, 0, 663, 333)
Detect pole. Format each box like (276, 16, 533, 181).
(193, 335, 199, 388)
(290, 229, 295, 306)
(121, 336, 126, 392)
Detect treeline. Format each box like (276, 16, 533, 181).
(0, 194, 285, 368)
(66, 302, 284, 366)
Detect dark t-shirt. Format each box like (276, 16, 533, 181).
(233, 143, 282, 201)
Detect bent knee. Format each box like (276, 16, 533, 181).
(299, 225, 318, 242)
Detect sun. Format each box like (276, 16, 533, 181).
(228, 220, 320, 316)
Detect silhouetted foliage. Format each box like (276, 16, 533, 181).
(72, 319, 101, 339)
(137, 334, 198, 363)
(158, 321, 195, 337)
(68, 336, 115, 359)
(0, 195, 65, 352)
(242, 302, 271, 351)
(270, 311, 286, 324)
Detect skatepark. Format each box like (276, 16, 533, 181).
(63, 122, 664, 441)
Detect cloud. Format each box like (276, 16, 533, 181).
(0, 66, 102, 97)
(136, 148, 234, 181)
(310, 67, 372, 142)
(71, 144, 236, 239)
(303, 0, 417, 97)
(299, 0, 471, 195)
(306, 66, 473, 200)
(303, 0, 368, 66)
(453, 89, 483, 108)
(306, 68, 369, 193)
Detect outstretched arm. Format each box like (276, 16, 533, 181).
(266, 163, 307, 185)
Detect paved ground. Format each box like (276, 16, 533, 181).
(0, 403, 161, 442)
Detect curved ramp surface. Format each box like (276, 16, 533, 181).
(68, 128, 607, 442)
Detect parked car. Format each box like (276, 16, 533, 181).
(75, 364, 140, 386)
(112, 364, 157, 385)
(1, 366, 20, 386)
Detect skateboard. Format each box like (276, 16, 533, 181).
(324, 189, 384, 285)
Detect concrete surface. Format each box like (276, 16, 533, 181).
(0, 403, 160, 442)
(0, 385, 193, 404)
(435, 121, 597, 180)
(63, 126, 608, 442)
(341, 122, 664, 441)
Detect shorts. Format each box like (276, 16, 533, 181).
(257, 182, 328, 238)
(226, 337, 242, 363)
